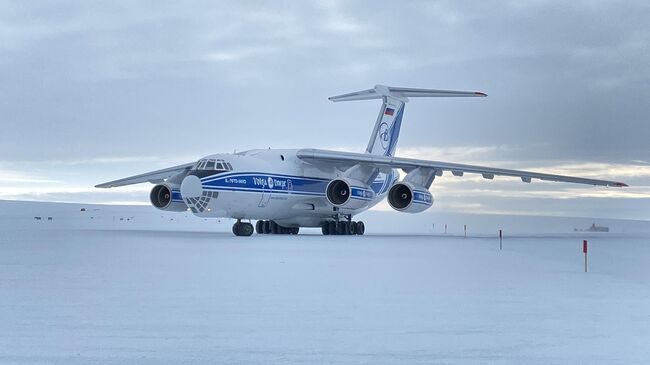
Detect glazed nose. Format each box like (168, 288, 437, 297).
(181, 175, 203, 198)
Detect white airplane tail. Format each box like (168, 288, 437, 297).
(329, 85, 486, 156)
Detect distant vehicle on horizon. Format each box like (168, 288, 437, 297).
(575, 223, 610, 233)
(96, 85, 627, 236)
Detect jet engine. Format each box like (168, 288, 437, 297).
(325, 178, 375, 210)
(387, 182, 433, 213)
(150, 183, 188, 211)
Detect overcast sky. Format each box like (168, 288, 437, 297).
(1, 0, 649, 219)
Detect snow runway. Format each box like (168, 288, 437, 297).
(1, 229, 649, 364)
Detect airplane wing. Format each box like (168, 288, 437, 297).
(95, 162, 196, 188)
(296, 149, 628, 187)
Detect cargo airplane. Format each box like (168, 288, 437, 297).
(97, 85, 627, 236)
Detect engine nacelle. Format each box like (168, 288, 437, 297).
(387, 182, 433, 213)
(150, 184, 188, 211)
(326, 178, 376, 210)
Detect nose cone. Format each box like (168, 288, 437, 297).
(181, 175, 203, 198)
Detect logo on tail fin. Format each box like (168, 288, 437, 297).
(379, 122, 389, 150)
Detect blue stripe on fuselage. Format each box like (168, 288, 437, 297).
(202, 172, 327, 195)
(197, 171, 396, 198)
(370, 170, 399, 195)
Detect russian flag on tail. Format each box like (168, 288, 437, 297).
(384, 107, 395, 116)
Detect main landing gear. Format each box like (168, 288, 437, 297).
(255, 220, 299, 235)
(321, 220, 365, 235)
(232, 219, 254, 236)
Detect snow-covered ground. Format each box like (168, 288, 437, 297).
(1, 224, 649, 363)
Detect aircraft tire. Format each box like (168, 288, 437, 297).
(349, 221, 356, 235)
(321, 222, 330, 235)
(237, 222, 254, 236)
(291, 227, 299, 235)
(329, 221, 337, 235)
(255, 220, 264, 234)
(270, 221, 279, 234)
(355, 221, 365, 235)
(336, 222, 345, 235)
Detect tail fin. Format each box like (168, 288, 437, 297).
(329, 85, 486, 156)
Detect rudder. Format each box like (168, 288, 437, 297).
(366, 96, 405, 156)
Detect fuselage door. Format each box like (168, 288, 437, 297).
(258, 177, 272, 208)
(258, 190, 271, 207)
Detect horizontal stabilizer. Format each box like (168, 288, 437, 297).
(329, 84, 487, 102)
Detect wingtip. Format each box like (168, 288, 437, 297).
(475, 91, 488, 97)
(612, 182, 628, 187)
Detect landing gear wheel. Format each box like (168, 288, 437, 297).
(255, 220, 301, 235)
(236, 222, 254, 236)
(329, 221, 337, 235)
(349, 221, 356, 235)
(337, 222, 346, 235)
(355, 221, 365, 235)
(321, 222, 330, 235)
(232, 221, 254, 236)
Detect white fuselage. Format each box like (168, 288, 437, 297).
(173, 149, 398, 227)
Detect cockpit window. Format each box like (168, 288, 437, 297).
(193, 158, 234, 172)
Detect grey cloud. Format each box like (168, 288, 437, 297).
(1, 0, 646, 161)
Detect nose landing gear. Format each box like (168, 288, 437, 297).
(232, 219, 254, 236)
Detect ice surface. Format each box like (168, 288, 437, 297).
(1, 227, 650, 364)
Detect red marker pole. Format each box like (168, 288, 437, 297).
(583, 240, 588, 272)
(499, 229, 503, 250)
